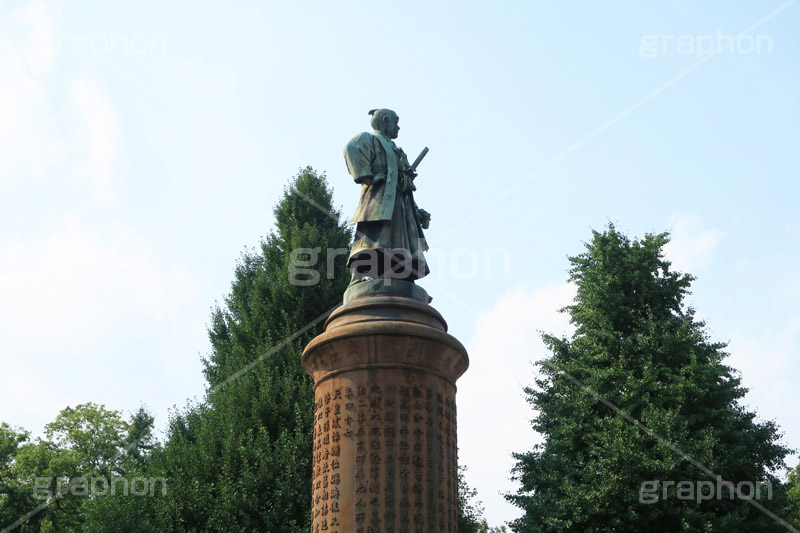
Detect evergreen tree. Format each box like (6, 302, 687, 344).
(507, 225, 791, 532)
(156, 167, 352, 531)
(458, 465, 489, 533)
(787, 463, 800, 529)
(4, 167, 488, 532)
(457, 465, 508, 532)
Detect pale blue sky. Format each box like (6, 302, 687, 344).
(1, 0, 798, 526)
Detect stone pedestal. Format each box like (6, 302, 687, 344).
(302, 281, 469, 533)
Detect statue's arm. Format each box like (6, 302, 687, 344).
(410, 196, 431, 229)
(417, 207, 431, 229)
(344, 133, 381, 185)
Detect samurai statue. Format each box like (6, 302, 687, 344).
(344, 109, 431, 284)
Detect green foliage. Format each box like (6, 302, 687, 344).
(0, 423, 35, 531)
(458, 465, 489, 533)
(121, 407, 156, 472)
(2, 167, 490, 531)
(788, 462, 800, 528)
(152, 167, 352, 532)
(79, 406, 164, 533)
(0, 405, 157, 532)
(458, 465, 509, 532)
(45, 403, 129, 479)
(507, 225, 792, 532)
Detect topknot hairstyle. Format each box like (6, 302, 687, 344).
(368, 108, 398, 131)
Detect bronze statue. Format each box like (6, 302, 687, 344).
(344, 109, 431, 283)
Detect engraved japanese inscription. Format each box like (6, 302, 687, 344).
(311, 371, 458, 533)
(302, 273, 469, 533)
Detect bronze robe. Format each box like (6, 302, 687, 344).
(344, 131, 429, 280)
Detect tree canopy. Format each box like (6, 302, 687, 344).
(6, 188, 796, 531)
(153, 167, 352, 531)
(507, 225, 792, 532)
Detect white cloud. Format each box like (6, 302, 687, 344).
(4, 1, 58, 72)
(459, 282, 576, 526)
(0, 1, 121, 201)
(0, 214, 206, 434)
(0, 1, 207, 441)
(0, 361, 80, 434)
(727, 314, 800, 470)
(664, 212, 723, 273)
(0, 2, 65, 183)
(68, 76, 121, 202)
(0, 213, 166, 339)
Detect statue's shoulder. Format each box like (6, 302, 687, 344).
(348, 131, 375, 146)
(344, 132, 379, 162)
(344, 132, 380, 159)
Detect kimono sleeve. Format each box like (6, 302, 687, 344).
(344, 132, 376, 184)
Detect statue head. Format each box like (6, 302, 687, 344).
(369, 108, 400, 140)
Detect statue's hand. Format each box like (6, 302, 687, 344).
(400, 174, 416, 192)
(417, 208, 431, 229)
(371, 172, 387, 185)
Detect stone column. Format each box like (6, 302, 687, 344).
(302, 281, 469, 533)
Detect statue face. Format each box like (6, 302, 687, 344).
(385, 115, 400, 139)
